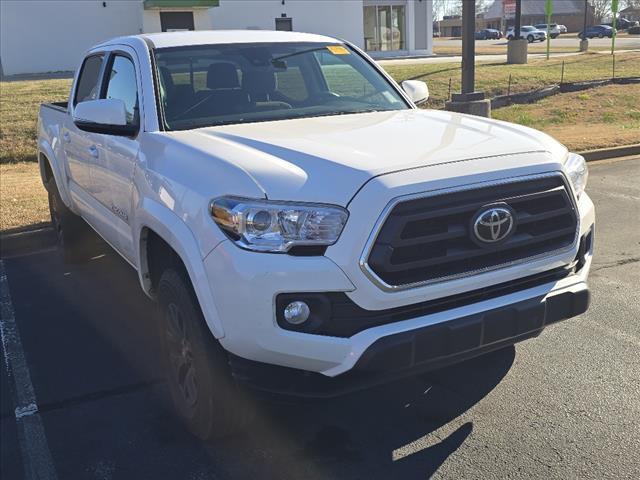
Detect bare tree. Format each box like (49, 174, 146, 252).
(621, 0, 640, 9)
(589, 0, 612, 23)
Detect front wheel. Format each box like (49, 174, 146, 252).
(158, 268, 255, 440)
(598, 33, 604, 38)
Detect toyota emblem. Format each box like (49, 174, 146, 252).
(472, 204, 515, 245)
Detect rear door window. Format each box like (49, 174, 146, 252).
(74, 55, 104, 105)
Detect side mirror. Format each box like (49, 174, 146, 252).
(73, 99, 137, 136)
(401, 80, 429, 106)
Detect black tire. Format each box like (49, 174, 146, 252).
(527, 35, 534, 43)
(598, 33, 604, 38)
(158, 268, 255, 440)
(46, 176, 95, 263)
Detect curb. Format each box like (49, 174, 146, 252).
(579, 144, 640, 161)
(0, 227, 56, 258)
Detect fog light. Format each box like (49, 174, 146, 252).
(283, 301, 310, 325)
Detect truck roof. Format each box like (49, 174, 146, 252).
(97, 30, 340, 50)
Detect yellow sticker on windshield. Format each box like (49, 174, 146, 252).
(327, 45, 350, 55)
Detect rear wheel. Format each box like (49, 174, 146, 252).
(158, 268, 255, 440)
(527, 35, 534, 43)
(46, 177, 94, 263)
(598, 33, 604, 38)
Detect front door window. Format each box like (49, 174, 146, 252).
(363, 4, 406, 52)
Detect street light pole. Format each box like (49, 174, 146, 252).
(580, 0, 589, 51)
(461, 0, 475, 94)
(507, 0, 527, 63)
(445, 0, 490, 117)
(515, 0, 522, 40)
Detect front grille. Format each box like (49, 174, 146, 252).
(367, 175, 578, 287)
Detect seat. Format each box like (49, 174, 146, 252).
(242, 69, 291, 112)
(158, 66, 195, 120)
(189, 62, 247, 118)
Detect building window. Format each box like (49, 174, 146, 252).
(275, 17, 293, 31)
(160, 11, 195, 32)
(363, 4, 406, 51)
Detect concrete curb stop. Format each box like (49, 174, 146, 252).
(579, 144, 640, 162)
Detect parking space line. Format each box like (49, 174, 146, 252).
(0, 260, 58, 480)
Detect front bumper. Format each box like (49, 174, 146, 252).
(203, 167, 595, 380)
(227, 284, 590, 398)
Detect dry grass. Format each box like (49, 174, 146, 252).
(0, 162, 49, 232)
(384, 51, 640, 109)
(492, 83, 640, 151)
(0, 78, 71, 164)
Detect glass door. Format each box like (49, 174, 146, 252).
(363, 4, 406, 52)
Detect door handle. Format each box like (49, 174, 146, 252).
(63, 132, 71, 143)
(88, 145, 99, 158)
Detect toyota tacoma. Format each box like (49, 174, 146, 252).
(38, 31, 594, 438)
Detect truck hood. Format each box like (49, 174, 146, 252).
(171, 109, 566, 206)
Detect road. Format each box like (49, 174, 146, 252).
(1, 158, 639, 479)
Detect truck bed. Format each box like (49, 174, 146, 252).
(42, 101, 68, 112)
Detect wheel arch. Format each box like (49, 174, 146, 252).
(136, 199, 225, 339)
(38, 145, 72, 208)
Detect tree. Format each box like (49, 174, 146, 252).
(589, 0, 612, 22)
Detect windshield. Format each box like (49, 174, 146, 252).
(154, 42, 409, 130)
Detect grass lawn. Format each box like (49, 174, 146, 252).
(0, 162, 50, 232)
(0, 52, 638, 231)
(383, 51, 640, 109)
(493, 83, 640, 151)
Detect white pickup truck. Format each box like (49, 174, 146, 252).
(38, 31, 594, 438)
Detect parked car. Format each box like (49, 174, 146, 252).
(558, 24, 568, 33)
(38, 30, 594, 439)
(534, 23, 561, 38)
(475, 28, 502, 40)
(603, 18, 639, 30)
(506, 25, 547, 42)
(629, 25, 640, 34)
(579, 25, 614, 38)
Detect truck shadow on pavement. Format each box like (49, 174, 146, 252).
(213, 346, 513, 479)
(2, 235, 514, 480)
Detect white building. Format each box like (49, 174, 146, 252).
(0, 0, 433, 77)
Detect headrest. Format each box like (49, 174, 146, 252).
(158, 66, 174, 93)
(242, 69, 277, 98)
(206, 62, 240, 89)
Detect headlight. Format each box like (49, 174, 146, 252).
(210, 197, 348, 253)
(564, 153, 588, 199)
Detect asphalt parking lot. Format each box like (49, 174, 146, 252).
(1, 158, 639, 480)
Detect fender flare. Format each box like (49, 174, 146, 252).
(135, 198, 225, 339)
(38, 139, 74, 209)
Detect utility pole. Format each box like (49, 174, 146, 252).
(507, 0, 527, 63)
(514, 0, 522, 39)
(580, 0, 589, 51)
(461, 0, 475, 94)
(445, 0, 490, 117)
